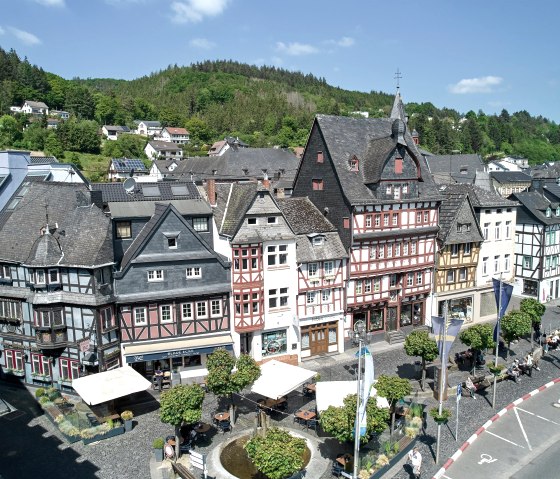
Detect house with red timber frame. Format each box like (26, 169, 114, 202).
(292, 90, 442, 344)
(212, 182, 300, 364)
(276, 197, 347, 359)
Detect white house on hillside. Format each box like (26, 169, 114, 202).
(145, 140, 183, 160)
(158, 127, 189, 144)
(21, 100, 49, 115)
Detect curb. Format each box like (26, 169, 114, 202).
(431, 377, 560, 479)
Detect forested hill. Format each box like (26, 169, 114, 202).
(1, 48, 560, 163)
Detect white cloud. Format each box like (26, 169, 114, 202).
(8, 27, 41, 45)
(105, 0, 149, 5)
(34, 0, 65, 6)
(449, 76, 503, 94)
(0, 26, 5, 35)
(171, 0, 229, 24)
(328, 36, 354, 47)
(275, 41, 318, 56)
(189, 38, 215, 49)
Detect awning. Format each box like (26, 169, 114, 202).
(316, 380, 390, 412)
(72, 366, 152, 406)
(251, 360, 317, 400)
(123, 334, 233, 363)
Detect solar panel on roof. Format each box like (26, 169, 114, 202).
(171, 185, 188, 196)
(142, 185, 161, 197)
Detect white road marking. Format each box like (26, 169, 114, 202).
(514, 406, 532, 451)
(516, 406, 560, 425)
(441, 475, 454, 479)
(485, 430, 525, 448)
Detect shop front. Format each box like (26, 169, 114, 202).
(438, 295, 473, 323)
(300, 319, 340, 358)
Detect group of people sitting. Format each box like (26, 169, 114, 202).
(507, 351, 540, 382)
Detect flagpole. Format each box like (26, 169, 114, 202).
(492, 272, 503, 409)
(436, 300, 448, 464)
(353, 337, 363, 479)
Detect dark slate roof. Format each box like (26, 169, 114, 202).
(91, 181, 200, 203)
(140, 120, 161, 127)
(214, 182, 258, 237)
(512, 191, 560, 225)
(315, 114, 441, 204)
(111, 158, 148, 174)
(543, 182, 560, 202)
(426, 154, 485, 184)
(529, 163, 560, 179)
(447, 183, 518, 208)
(438, 192, 484, 244)
(148, 140, 182, 151)
(153, 159, 178, 173)
(276, 197, 336, 235)
(118, 203, 228, 274)
(490, 171, 532, 183)
(29, 155, 58, 165)
(0, 182, 113, 267)
(104, 125, 130, 132)
(168, 148, 300, 186)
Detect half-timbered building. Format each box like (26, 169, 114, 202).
(512, 181, 560, 301)
(292, 91, 441, 343)
(432, 189, 484, 323)
(276, 197, 347, 359)
(0, 182, 116, 388)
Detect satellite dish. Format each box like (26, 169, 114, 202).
(123, 177, 137, 194)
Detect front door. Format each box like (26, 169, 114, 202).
(387, 307, 398, 331)
(240, 332, 252, 355)
(310, 327, 328, 355)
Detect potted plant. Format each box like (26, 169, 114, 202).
(121, 410, 134, 432)
(429, 407, 451, 425)
(152, 437, 164, 462)
(488, 363, 505, 376)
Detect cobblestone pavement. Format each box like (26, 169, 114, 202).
(3, 301, 560, 479)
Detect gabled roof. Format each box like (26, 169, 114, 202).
(163, 127, 189, 135)
(447, 183, 518, 208)
(214, 182, 258, 237)
(0, 182, 113, 267)
(438, 192, 484, 245)
(152, 159, 179, 173)
(512, 190, 560, 225)
(139, 120, 161, 128)
(118, 203, 228, 274)
(92, 181, 200, 203)
(29, 155, 58, 165)
(426, 154, 485, 184)
(490, 171, 532, 184)
(103, 125, 131, 133)
(314, 114, 440, 204)
(24, 100, 48, 109)
(147, 140, 182, 151)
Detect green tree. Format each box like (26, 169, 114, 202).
(159, 384, 205, 458)
(57, 118, 100, 153)
(245, 427, 307, 479)
(404, 330, 439, 391)
(102, 133, 147, 159)
(374, 375, 411, 435)
(501, 310, 532, 357)
(206, 348, 260, 408)
(520, 298, 545, 348)
(319, 393, 389, 443)
(459, 323, 495, 366)
(44, 131, 64, 158)
(64, 85, 95, 119)
(22, 122, 47, 150)
(0, 114, 21, 147)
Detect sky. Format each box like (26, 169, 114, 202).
(1, 0, 559, 122)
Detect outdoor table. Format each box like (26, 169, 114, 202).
(194, 422, 211, 434)
(214, 412, 230, 422)
(295, 409, 316, 429)
(260, 397, 287, 409)
(336, 453, 353, 470)
(303, 383, 316, 394)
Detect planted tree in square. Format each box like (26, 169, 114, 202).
(501, 310, 532, 357)
(459, 323, 495, 369)
(404, 330, 439, 391)
(375, 375, 411, 436)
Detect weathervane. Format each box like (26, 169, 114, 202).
(394, 68, 402, 90)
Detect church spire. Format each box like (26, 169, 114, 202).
(390, 68, 407, 123)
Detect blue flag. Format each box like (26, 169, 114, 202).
(432, 315, 464, 365)
(492, 278, 513, 342)
(356, 347, 374, 437)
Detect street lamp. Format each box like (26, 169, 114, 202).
(352, 321, 367, 479)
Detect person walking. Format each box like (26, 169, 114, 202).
(408, 447, 422, 479)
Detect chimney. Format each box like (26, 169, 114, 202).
(206, 174, 217, 207)
(412, 129, 420, 145)
(262, 169, 270, 190)
(276, 188, 285, 199)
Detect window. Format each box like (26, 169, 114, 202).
(494, 255, 500, 273)
(248, 218, 257, 225)
(375, 214, 380, 227)
(395, 243, 401, 256)
(407, 273, 414, 286)
(31, 353, 51, 376)
(48, 269, 59, 283)
(374, 278, 381, 292)
(459, 267, 467, 281)
(322, 289, 331, 302)
(403, 243, 409, 255)
(546, 256, 551, 270)
(546, 208, 552, 218)
(523, 279, 538, 297)
(495, 222, 501, 240)
(306, 291, 316, 304)
(59, 358, 80, 381)
(483, 223, 490, 240)
(386, 244, 393, 258)
(423, 211, 429, 223)
(390, 274, 398, 287)
(378, 245, 385, 259)
(451, 244, 459, 257)
(355, 281, 363, 294)
(364, 279, 372, 293)
(196, 301, 207, 318)
(267, 245, 287, 266)
(392, 213, 398, 226)
(317, 151, 323, 163)
(160, 305, 173, 323)
(0, 300, 21, 320)
(523, 255, 532, 269)
(370, 245, 377, 259)
(446, 270, 455, 283)
(100, 307, 114, 330)
(147, 270, 163, 282)
(262, 329, 287, 357)
(365, 215, 372, 228)
(416, 212, 422, 224)
(0, 265, 11, 279)
(269, 287, 288, 309)
(393, 186, 400, 199)
(411, 241, 417, 254)
(115, 221, 132, 239)
(402, 184, 408, 194)
(308, 263, 318, 278)
(482, 257, 488, 276)
(343, 217, 350, 229)
(386, 185, 392, 195)
(395, 157, 403, 174)
(133, 307, 147, 326)
(186, 267, 201, 278)
(416, 271, 423, 285)
(463, 243, 471, 255)
(312, 179, 324, 190)
(505, 221, 511, 239)
(193, 217, 209, 232)
(553, 256, 559, 269)
(267, 217, 277, 224)
(323, 261, 334, 276)
(167, 237, 177, 249)
(4, 349, 24, 371)
(37, 309, 63, 327)
(36, 269, 46, 284)
(383, 214, 389, 227)
(182, 303, 193, 320)
(312, 236, 324, 246)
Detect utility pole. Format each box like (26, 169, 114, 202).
(352, 336, 363, 479)
(436, 301, 449, 464)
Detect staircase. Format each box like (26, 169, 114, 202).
(385, 330, 406, 345)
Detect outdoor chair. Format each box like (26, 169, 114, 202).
(306, 418, 318, 431)
(331, 461, 344, 477)
(218, 420, 231, 433)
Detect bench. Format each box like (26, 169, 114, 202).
(171, 462, 197, 479)
(461, 375, 491, 394)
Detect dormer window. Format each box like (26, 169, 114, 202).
(386, 185, 392, 195)
(267, 217, 277, 224)
(36, 270, 46, 284)
(248, 218, 257, 225)
(546, 207, 552, 217)
(48, 269, 59, 283)
(349, 156, 359, 171)
(163, 232, 179, 249)
(460, 166, 468, 175)
(556, 207, 560, 217)
(317, 151, 324, 163)
(312, 236, 324, 246)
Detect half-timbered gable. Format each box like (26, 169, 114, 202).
(293, 91, 441, 341)
(114, 202, 231, 378)
(512, 186, 560, 302)
(0, 182, 116, 387)
(277, 197, 347, 359)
